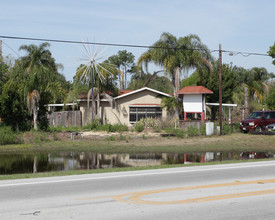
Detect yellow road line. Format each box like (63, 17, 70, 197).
(113, 179, 275, 205)
(124, 189, 275, 205)
(77, 179, 275, 205)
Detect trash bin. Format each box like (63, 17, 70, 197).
(206, 122, 214, 136)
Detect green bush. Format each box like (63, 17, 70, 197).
(48, 125, 79, 133)
(187, 126, 200, 137)
(0, 126, 22, 145)
(33, 131, 50, 143)
(200, 124, 206, 135)
(84, 120, 128, 133)
(134, 123, 145, 132)
(165, 128, 185, 138)
(83, 118, 102, 130)
(222, 122, 240, 135)
(48, 125, 63, 132)
(111, 124, 128, 132)
(64, 126, 80, 132)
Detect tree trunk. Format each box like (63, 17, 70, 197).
(96, 92, 100, 120)
(244, 87, 249, 118)
(175, 67, 181, 93)
(124, 64, 127, 89)
(33, 155, 37, 173)
(33, 107, 38, 130)
(173, 67, 181, 124)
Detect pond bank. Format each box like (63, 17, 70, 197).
(1, 133, 275, 154)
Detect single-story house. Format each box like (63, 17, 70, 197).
(78, 87, 172, 126)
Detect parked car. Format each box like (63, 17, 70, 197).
(266, 123, 275, 132)
(240, 111, 275, 133)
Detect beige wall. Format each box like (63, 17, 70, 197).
(80, 90, 168, 126)
(102, 90, 168, 126)
(80, 101, 93, 126)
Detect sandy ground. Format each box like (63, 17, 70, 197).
(81, 129, 161, 139)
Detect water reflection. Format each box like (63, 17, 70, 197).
(0, 151, 274, 175)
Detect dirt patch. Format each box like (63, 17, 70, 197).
(82, 130, 161, 139)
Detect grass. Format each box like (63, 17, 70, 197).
(0, 158, 273, 181)
(0, 126, 22, 145)
(1, 133, 275, 154)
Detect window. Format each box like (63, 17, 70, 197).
(270, 112, 275, 119)
(129, 107, 162, 123)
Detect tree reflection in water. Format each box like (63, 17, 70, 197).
(0, 151, 274, 175)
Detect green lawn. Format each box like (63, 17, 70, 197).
(1, 133, 275, 154)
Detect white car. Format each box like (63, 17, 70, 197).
(266, 123, 275, 132)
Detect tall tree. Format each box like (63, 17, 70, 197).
(199, 61, 238, 120)
(268, 42, 275, 65)
(238, 67, 274, 116)
(265, 85, 275, 109)
(128, 70, 173, 93)
(19, 43, 65, 130)
(107, 50, 135, 90)
(0, 63, 31, 131)
(137, 32, 212, 118)
(138, 32, 212, 96)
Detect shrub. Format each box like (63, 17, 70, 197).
(83, 118, 102, 130)
(165, 128, 185, 138)
(32, 131, 50, 143)
(85, 121, 128, 133)
(200, 124, 206, 135)
(48, 125, 80, 133)
(111, 124, 128, 132)
(100, 124, 112, 132)
(187, 126, 199, 137)
(134, 123, 145, 132)
(222, 122, 240, 135)
(139, 117, 160, 129)
(64, 126, 80, 132)
(0, 126, 22, 145)
(48, 125, 63, 132)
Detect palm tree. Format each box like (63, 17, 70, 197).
(19, 43, 64, 130)
(138, 32, 212, 96)
(20, 43, 57, 73)
(234, 67, 274, 118)
(138, 32, 212, 118)
(27, 90, 40, 130)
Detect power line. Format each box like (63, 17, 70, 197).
(2, 41, 20, 57)
(0, 35, 270, 57)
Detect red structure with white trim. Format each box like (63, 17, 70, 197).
(177, 86, 213, 122)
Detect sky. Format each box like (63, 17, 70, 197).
(1, 0, 274, 82)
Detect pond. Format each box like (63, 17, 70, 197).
(0, 151, 274, 175)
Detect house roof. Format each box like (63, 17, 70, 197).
(119, 90, 133, 95)
(114, 87, 171, 100)
(129, 104, 161, 107)
(176, 86, 213, 94)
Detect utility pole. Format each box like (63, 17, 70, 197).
(0, 40, 2, 60)
(219, 44, 223, 135)
(91, 65, 94, 124)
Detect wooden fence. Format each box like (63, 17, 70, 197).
(48, 111, 82, 127)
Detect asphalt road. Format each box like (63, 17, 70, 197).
(1, 161, 275, 220)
